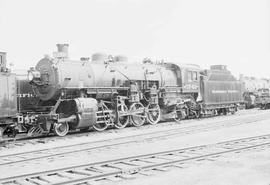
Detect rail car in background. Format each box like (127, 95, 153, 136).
(255, 88, 270, 109)
(0, 44, 245, 138)
(0, 53, 17, 117)
(0, 55, 47, 138)
(0, 52, 18, 137)
(240, 76, 270, 109)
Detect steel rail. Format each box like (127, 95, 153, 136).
(0, 113, 266, 167)
(0, 112, 266, 166)
(1, 109, 266, 147)
(1, 134, 270, 185)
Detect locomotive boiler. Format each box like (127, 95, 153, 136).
(29, 44, 177, 101)
(24, 44, 244, 137)
(28, 44, 182, 135)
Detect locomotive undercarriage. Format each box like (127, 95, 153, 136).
(159, 89, 200, 122)
(0, 86, 162, 139)
(92, 92, 161, 132)
(0, 112, 57, 139)
(168, 102, 238, 122)
(13, 86, 162, 137)
(0, 96, 239, 139)
(160, 89, 238, 122)
(1, 86, 239, 139)
(0, 118, 18, 138)
(19, 97, 237, 138)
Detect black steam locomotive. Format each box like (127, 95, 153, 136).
(0, 44, 244, 138)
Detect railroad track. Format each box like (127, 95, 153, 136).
(0, 130, 92, 148)
(0, 112, 268, 167)
(1, 134, 270, 185)
(0, 109, 266, 149)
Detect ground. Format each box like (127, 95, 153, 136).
(116, 150, 270, 185)
(1, 109, 270, 184)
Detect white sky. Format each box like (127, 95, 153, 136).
(0, 0, 269, 78)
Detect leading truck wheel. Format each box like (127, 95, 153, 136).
(54, 122, 69, 137)
(147, 104, 161, 125)
(130, 102, 146, 127)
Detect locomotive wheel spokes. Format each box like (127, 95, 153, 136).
(93, 121, 108, 131)
(173, 104, 187, 122)
(130, 102, 146, 127)
(54, 122, 69, 137)
(115, 104, 129, 129)
(147, 103, 161, 125)
(93, 110, 109, 131)
(93, 103, 110, 132)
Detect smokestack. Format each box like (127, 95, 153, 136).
(55, 44, 69, 58)
(57, 44, 69, 53)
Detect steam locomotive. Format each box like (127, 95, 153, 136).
(0, 44, 244, 138)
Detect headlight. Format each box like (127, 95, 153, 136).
(27, 71, 34, 81)
(27, 69, 41, 82)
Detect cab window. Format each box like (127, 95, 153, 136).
(192, 71, 198, 81)
(187, 71, 198, 82)
(187, 71, 192, 82)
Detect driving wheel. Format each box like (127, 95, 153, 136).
(115, 104, 129, 129)
(147, 103, 161, 125)
(130, 102, 146, 127)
